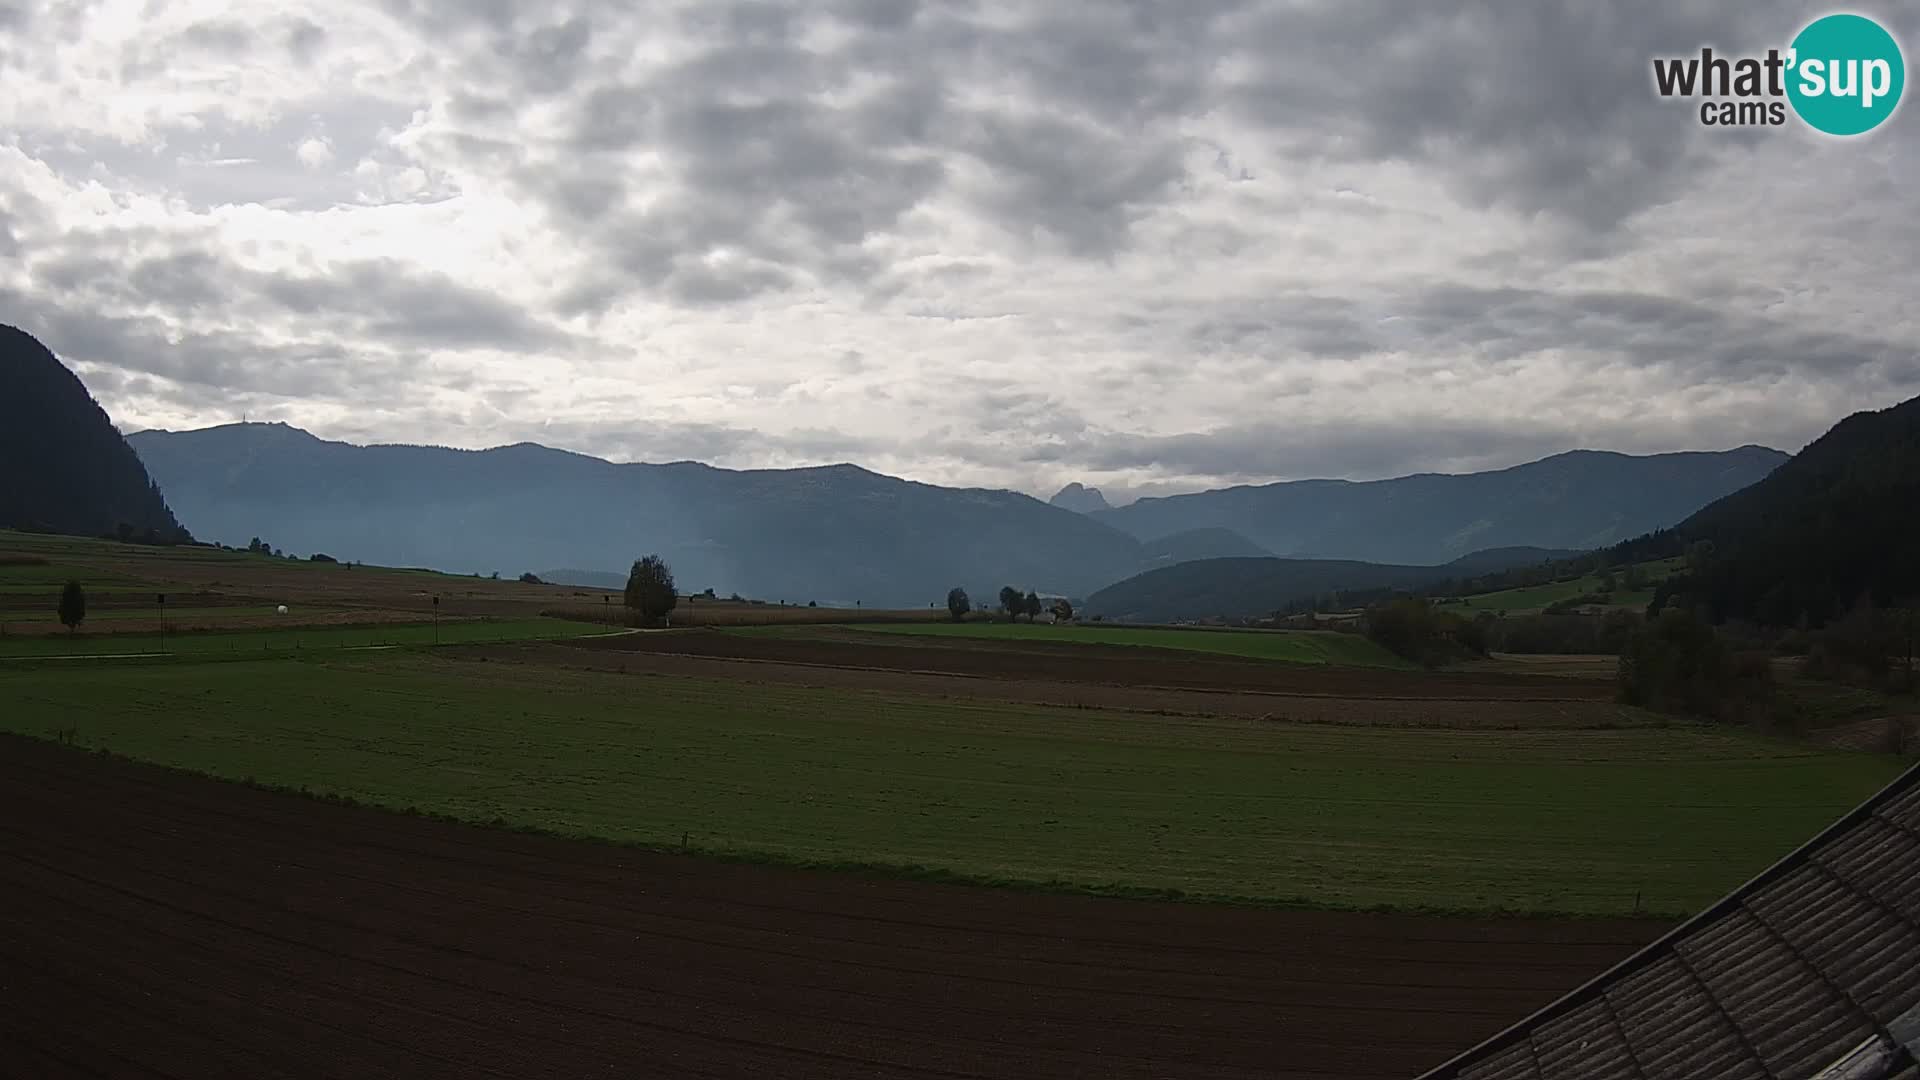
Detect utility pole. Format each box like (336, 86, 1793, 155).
(157, 592, 166, 655)
(432, 594, 440, 646)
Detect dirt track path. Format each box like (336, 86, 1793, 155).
(0, 735, 1667, 1079)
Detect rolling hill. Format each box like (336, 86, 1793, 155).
(1084, 547, 1575, 622)
(0, 325, 188, 542)
(1092, 447, 1788, 565)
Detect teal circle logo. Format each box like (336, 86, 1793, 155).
(1787, 13, 1905, 136)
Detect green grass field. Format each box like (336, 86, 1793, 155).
(1, 651, 1901, 915)
(850, 621, 1412, 667)
(1444, 557, 1687, 614)
(0, 618, 612, 657)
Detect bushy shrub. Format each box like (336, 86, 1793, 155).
(1618, 609, 1773, 721)
(1363, 598, 1489, 668)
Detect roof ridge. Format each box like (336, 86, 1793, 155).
(1417, 761, 1920, 1080)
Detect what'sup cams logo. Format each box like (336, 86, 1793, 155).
(1653, 12, 1905, 135)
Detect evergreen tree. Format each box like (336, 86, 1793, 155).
(57, 580, 86, 634)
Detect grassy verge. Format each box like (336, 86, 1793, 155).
(2, 651, 1901, 916)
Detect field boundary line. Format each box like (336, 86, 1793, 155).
(0, 627, 641, 663)
(555, 641, 1604, 704)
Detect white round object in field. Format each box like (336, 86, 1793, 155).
(277, 605, 289, 615)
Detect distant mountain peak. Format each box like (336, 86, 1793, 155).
(1049, 482, 1112, 513)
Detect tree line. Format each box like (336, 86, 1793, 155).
(944, 587, 1072, 623)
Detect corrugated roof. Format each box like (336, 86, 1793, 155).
(1418, 762, 1920, 1080)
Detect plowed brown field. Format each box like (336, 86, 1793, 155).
(488, 643, 1648, 729)
(570, 628, 1618, 701)
(0, 735, 1667, 1079)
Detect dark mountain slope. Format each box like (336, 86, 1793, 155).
(1644, 394, 1920, 625)
(1093, 447, 1788, 565)
(0, 325, 187, 541)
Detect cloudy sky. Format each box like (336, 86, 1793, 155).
(2, 0, 1916, 503)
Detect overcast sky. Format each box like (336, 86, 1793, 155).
(2, 0, 1916, 503)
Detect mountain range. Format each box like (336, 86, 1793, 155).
(128, 419, 1785, 608)
(1, 324, 1798, 608)
(127, 422, 1147, 607)
(1086, 445, 1789, 565)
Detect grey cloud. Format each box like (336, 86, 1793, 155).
(827, 0, 922, 32)
(0, 189, 30, 257)
(975, 2, 1233, 127)
(11, 99, 419, 213)
(569, 84, 654, 152)
(285, 18, 326, 64)
(178, 18, 255, 54)
(542, 77, 950, 303)
(1077, 419, 1577, 483)
(664, 262, 794, 306)
(263, 260, 577, 352)
(495, 15, 593, 96)
(0, 0, 30, 64)
(448, 92, 515, 124)
(680, 0, 801, 43)
(429, 0, 1224, 307)
(1395, 284, 1915, 382)
(535, 172, 625, 223)
(379, 0, 519, 36)
(955, 110, 1187, 257)
(0, 282, 373, 400)
(1218, 0, 1789, 231)
(1180, 281, 1918, 387)
(26, 236, 575, 355)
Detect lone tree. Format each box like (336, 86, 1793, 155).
(1024, 590, 1042, 622)
(57, 580, 85, 635)
(624, 554, 678, 624)
(1051, 597, 1074, 622)
(946, 587, 970, 622)
(998, 586, 1021, 622)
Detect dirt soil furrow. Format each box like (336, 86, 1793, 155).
(0, 735, 1668, 1079)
